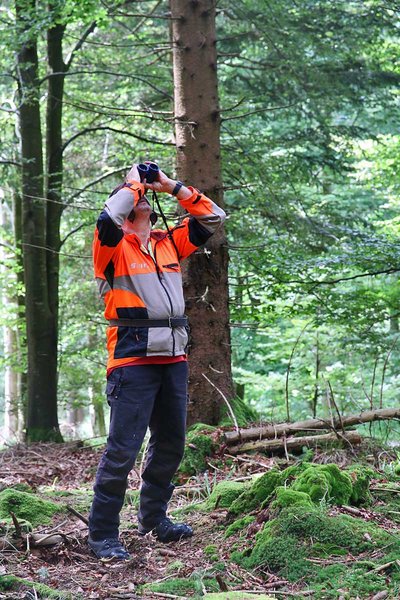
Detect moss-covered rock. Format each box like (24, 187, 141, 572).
(229, 470, 283, 515)
(232, 504, 392, 582)
(291, 463, 353, 505)
(206, 480, 249, 510)
(225, 515, 255, 538)
(0, 489, 62, 526)
(270, 487, 313, 514)
(178, 424, 217, 476)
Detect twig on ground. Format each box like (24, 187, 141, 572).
(224, 453, 275, 469)
(371, 487, 400, 494)
(9, 512, 22, 538)
(66, 504, 89, 525)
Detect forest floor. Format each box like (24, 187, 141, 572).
(0, 438, 400, 600)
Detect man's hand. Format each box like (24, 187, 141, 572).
(143, 166, 175, 195)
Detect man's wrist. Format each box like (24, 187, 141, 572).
(171, 181, 183, 196)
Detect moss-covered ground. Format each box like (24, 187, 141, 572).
(1, 440, 400, 599)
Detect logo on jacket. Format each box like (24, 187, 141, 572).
(130, 262, 150, 270)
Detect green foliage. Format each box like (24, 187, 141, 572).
(0, 489, 62, 526)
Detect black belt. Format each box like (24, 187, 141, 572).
(108, 316, 188, 328)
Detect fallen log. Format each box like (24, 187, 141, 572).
(224, 407, 400, 445)
(228, 430, 362, 455)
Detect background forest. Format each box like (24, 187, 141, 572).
(0, 0, 399, 443)
(2, 2, 400, 600)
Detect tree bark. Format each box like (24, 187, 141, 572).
(170, 0, 234, 425)
(46, 14, 66, 325)
(224, 407, 400, 445)
(0, 200, 20, 440)
(15, 0, 61, 441)
(13, 190, 28, 426)
(228, 430, 362, 455)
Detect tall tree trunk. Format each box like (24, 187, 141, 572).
(170, 0, 234, 425)
(311, 331, 320, 418)
(0, 201, 20, 440)
(15, 0, 61, 441)
(13, 190, 28, 428)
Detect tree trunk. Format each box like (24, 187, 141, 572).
(46, 14, 65, 322)
(0, 200, 20, 440)
(13, 190, 28, 428)
(15, 0, 61, 442)
(170, 0, 234, 425)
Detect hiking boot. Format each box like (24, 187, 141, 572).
(88, 537, 130, 561)
(138, 517, 193, 543)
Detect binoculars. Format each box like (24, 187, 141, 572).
(138, 162, 159, 184)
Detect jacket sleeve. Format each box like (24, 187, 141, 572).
(92, 181, 145, 275)
(170, 187, 226, 260)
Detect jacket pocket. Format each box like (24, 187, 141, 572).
(105, 371, 123, 405)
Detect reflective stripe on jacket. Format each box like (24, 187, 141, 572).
(93, 182, 226, 371)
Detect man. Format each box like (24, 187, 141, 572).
(88, 162, 226, 561)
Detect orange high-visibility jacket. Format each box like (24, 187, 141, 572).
(93, 181, 226, 371)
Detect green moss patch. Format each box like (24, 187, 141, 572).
(228, 463, 376, 519)
(291, 464, 353, 505)
(206, 480, 249, 510)
(347, 465, 375, 505)
(0, 489, 63, 526)
(232, 504, 394, 587)
(270, 487, 313, 514)
(178, 424, 217, 476)
(0, 574, 74, 599)
(204, 594, 275, 600)
(230, 469, 283, 515)
(219, 395, 259, 427)
(141, 576, 219, 596)
(39, 487, 94, 512)
(225, 515, 255, 538)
